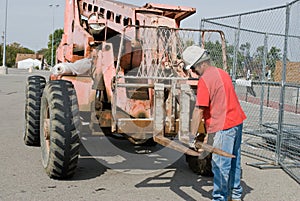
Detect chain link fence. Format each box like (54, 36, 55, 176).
(116, 26, 228, 78)
(201, 0, 300, 183)
(113, 26, 228, 137)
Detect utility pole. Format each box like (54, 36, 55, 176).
(49, 4, 59, 67)
(0, 0, 8, 74)
(1, 32, 3, 59)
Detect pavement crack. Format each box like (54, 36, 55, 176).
(95, 187, 106, 192)
(6, 91, 17, 95)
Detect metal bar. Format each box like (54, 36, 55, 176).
(153, 83, 165, 137)
(199, 19, 205, 46)
(251, 81, 300, 88)
(259, 33, 268, 125)
(124, 24, 228, 33)
(117, 75, 188, 80)
(117, 118, 153, 134)
(246, 162, 281, 169)
(116, 83, 155, 88)
(276, 3, 291, 165)
(112, 26, 126, 132)
(2, 0, 8, 66)
(179, 84, 190, 143)
(232, 15, 241, 82)
(220, 31, 228, 71)
(288, 0, 300, 7)
(171, 79, 176, 132)
(116, 83, 172, 88)
(0, 0, 8, 74)
(111, 80, 118, 132)
(203, 4, 286, 21)
(202, 20, 300, 39)
(115, 30, 125, 76)
(267, 84, 270, 107)
(165, 79, 176, 133)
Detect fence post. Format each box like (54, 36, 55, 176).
(232, 15, 241, 83)
(199, 19, 205, 46)
(276, 3, 290, 165)
(259, 33, 268, 126)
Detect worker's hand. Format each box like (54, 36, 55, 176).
(188, 133, 203, 152)
(197, 133, 215, 159)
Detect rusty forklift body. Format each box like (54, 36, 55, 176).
(24, 0, 230, 178)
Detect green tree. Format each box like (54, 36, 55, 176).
(267, 46, 282, 73)
(225, 42, 235, 73)
(45, 28, 64, 65)
(253, 46, 264, 63)
(0, 42, 34, 67)
(36, 48, 48, 56)
(238, 42, 252, 77)
(203, 40, 235, 73)
(205, 40, 223, 69)
(255, 46, 282, 74)
(240, 42, 251, 58)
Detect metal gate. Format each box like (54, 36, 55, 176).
(201, 0, 300, 183)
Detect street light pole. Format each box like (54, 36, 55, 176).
(49, 4, 59, 67)
(0, 0, 8, 74)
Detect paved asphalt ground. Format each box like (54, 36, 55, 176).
(0, 68, 299, 201)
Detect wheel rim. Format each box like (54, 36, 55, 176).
(41, 98, 51, 168)
(43, 117, 50, 153)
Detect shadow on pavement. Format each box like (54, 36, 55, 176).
(136, 156, 253, 201)
(70, 128, 253, 200)
(70, 145, 108, 181)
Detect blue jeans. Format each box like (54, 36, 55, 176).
(211, 123, 243, 201)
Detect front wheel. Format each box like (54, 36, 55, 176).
(40, 80, 80, 179)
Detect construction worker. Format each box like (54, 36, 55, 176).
(182, 45, 246, 201)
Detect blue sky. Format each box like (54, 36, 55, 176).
(0, 0, 286, 51)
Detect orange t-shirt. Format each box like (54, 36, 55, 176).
(196, 66, 246, 133)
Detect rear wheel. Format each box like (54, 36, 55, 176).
(24, 75, 46, 146)
(40, 80, 80, 179)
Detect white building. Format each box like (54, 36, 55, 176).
(17, 58, 42, 70)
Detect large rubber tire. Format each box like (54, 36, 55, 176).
(40, 80, 80, 179)
(186, 153, 213, 177)
(24, 75, 46, 146)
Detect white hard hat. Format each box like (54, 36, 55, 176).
(182, 45, 210, 70)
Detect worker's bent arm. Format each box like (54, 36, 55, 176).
(190, 106, 205, 137)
